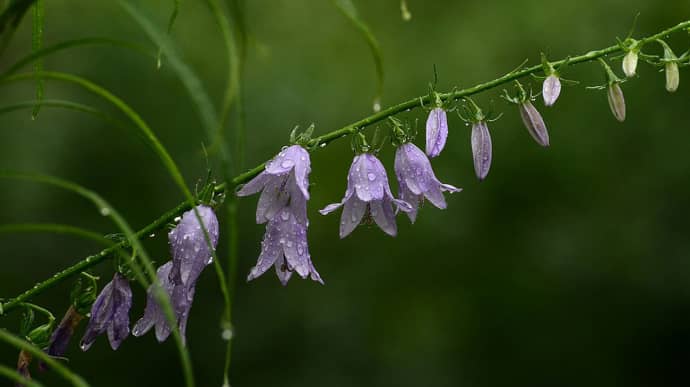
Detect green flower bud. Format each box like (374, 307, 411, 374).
(70, 272, 98, 315)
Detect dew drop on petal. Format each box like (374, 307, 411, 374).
(281, 159, 295, 168)
(367, 173, 376, 181)
(281, 211, 290, 221)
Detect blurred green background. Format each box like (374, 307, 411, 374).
(2, 0, 690, 386)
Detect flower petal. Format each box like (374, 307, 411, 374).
(542, 75, 561, 107)
(519, 100, 550, 147)
(371, 198, 398, 237)
(352, 154, 386, 202)
(265, 145, 303, 175)
(339, 196, 366, 238)
(255, 174, 289, 223)
(236, 171, 271, 197)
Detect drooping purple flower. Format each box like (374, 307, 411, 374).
(542, 74, 561, 107)
(320, 153, 412, 238)
(425, 107, 448, 158)
(471, 121, 492, 181)
(607, 82, 626, 122)
(80, 273, 132, 351)
(133, 206, 219, 343)
(519, 100, 550, 147)
(237, 145, 311, 223)
(394, 143, 461, 223)
(247, 204, 323, 286)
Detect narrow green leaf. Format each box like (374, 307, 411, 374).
(0, 364, 45, 387)
(333, 0, 384, 110)
(30, 0, 43, 119)
(0, 223, 115, 246)
(156, 0, 181, 68)
(1, 37, 154, 78)
(0, 0, 37, 56)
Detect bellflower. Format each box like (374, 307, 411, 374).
(247, 204, 323, 285)
(320, 153, 412, 238)
(470, 121, 492, 181)
(80, 273, 132, 351)
(394, 142, 461, 222)
(237, 145, 311, 223)
(425, 107, 448, 158)
(519, 100, 550, 147)
(133, 206, 219, 343)
(542, 74, 561, 107)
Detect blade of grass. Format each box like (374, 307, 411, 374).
(0, 329, 88, 387)
(0, 363, 45, 387)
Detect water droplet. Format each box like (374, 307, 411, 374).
(319, 143, 327, 148)
(149, 233, 156, 238)
(99, 207, 111, 216)
(174, 216, 181, 222)
(373, 100, 381, 112)
(367, 173, 376, 181)
(281, 211, 290, 221)
(281, 159, 294, 168)
(286, 240, 293, 247)
(222, 328, 233, 341)
(297, 245, 304, 255)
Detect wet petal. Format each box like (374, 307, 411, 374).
(236, 171, 271, 197)
(399, 184, 420, 223)
(370, 198, 397, 237)
(339, 196, 366, 238)
(352, 154, 386, 202)
(255, 174, 289, 223)
(265, 145, 303, 175)
(291, 146, 311, 199)
(170, 206, 219, 289)
(247, 218, 282, 281)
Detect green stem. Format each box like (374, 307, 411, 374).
(2, 17, 689, 319)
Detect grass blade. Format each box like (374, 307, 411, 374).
(0, 329, 89, 387)
(30, 0, 43, 119)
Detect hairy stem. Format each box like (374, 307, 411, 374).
(2, 18, 689, 315)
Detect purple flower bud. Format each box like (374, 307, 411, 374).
(394, 143, 461, 222)
(470, 121, 492, 181)
(237, 145, 311, 223)
(80, 273, 132, 351)
(44, 306, 83, 361)
(607, 82, 626, 122)
(320, 153, 412, 238)
(542, 74, 561, 107)
(425, 107, 448, 158)
(133, 206, 219, 343)
(519, 100, 550, 147)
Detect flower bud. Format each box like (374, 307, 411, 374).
(607, 82, 626, 122)
(622, 50, 638, 78)
(470, 121, 492, 181)
(542, 74, 561, 107)
(665, 62, 679, 92)
(519, 100, 550, 147)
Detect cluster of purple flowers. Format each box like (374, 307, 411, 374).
(47, 206, 221, 355)
(238, 123, 461, 284)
